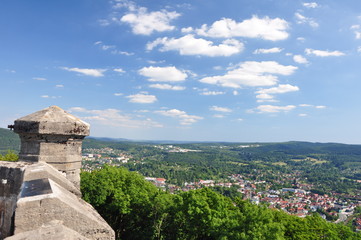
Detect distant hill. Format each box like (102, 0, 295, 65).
(0, 128, 20, 154)
(2, 127, 361, 156)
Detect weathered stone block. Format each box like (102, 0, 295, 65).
(13, 106, 90, 187)
(14, 106, 90, 136)
(14, 179, 115, 240)
(5, 220, 90, 240)
(23, 162, 81, 197)
(0, 162, 30, 239)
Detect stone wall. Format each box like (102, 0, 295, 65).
(0, 106, 115, 240)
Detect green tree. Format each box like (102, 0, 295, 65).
(0, 150, 18, 162)
(81, 166, 164, 239)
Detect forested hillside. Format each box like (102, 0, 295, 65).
(0, 128, 19, 154)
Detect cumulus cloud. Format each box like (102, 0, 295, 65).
(55, 84, 64, 88)
(256, 93, 276, 102)
(62, 67, 106, 77)
(155, 109, 203, 125)
(149, 83, 185, 90)
(41, 95, 59, 99)
(114, 93, 123, 96)
(259, 84, 300, 94)
(256, 84, 299, 102)
(253, 47, 283, 54)
(199, 61, 297, 88)
(126, 92, 157, 103)
(305, 48, 345, 57)
(95, 41, 134, 56)
(303, 2, 319, 8)
(293, 55, 309, 64)
(94, 41, 115, 50)
(114, 68, 125, 73)
(299, 104, 326, 109)
(120, 5, 180, 35)
(190, 16, 289, 41)
(295, 12, 319, 28)
(350, 25, 361, 39)
(256, 105, 296, 113)
(147, 35, 244, 57)
(139, 66, 187, 82)
(68, 107, 162, 128)
(33, 77, 47, 81)
(210, 106, 232, 113)
(299, 104, 312, 107)
(200, 91, 225, 96)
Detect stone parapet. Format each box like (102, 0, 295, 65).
(0, 106, 115, 239)
(12, 106, 89, 188)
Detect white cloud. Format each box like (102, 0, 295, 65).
(299, 113, 308, 117)
(299, 104, 312, 107)
(55, 84, 64, 88)
(358, 46, 361, 53)
(257, 84, 299, 95)
(200, 61, 297, 88)
(213, 66, 223, 70)
(114, 68, 125, 73)
(297, 37, 306, 42)
(213, 114, 225, 118)
(112, 50, 134, 56)
(253, 47, 283, 54)
(350, 25, 361, 39)
(98, 19, 111, 26)
(68, 107, 162, 128)
(255, 84, 299, 102)
(33, 77, 47, 81)
(210, 106, 232, 113)
(94, 41, 115, 50)
(293, 55, 309, 64)
(41, 95, 58, 99)
(299, 104, 326, 109)
(355, 32, 361, 39)
(126, 92, 157, 103)
(192, 16, 289, 41)
(155, 109, 203, 125)
(303, 2, 319, 8)
(62, 67, 106, 77)
(351, 25, 360, 30)
(114, 93, 123, 96)
(305, 48, 345, 57)
(256, 105, 296, 113)
(147, 35, 244, 57)
(120, 6, 180, 35)
(149, 83, 185, 90)
(139, 66, 187, 82)
(295, 13, 319, 28)
(200, 91, 225, 96)
(233, 90, 239, 96)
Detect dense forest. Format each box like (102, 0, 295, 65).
(81, 166, 361, 240)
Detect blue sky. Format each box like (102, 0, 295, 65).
(1, 0, 361, 143)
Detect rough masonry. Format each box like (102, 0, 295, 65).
(0, 106, 115, 240)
